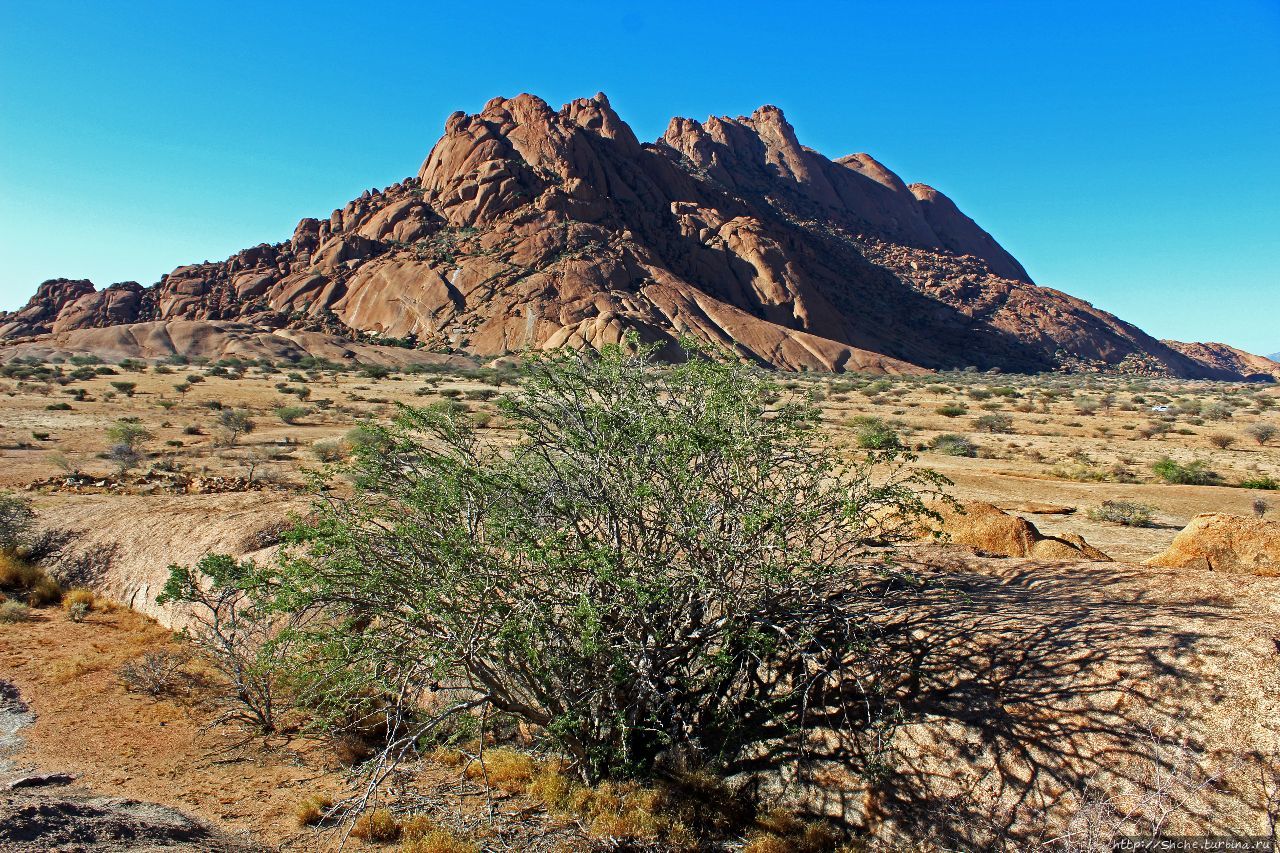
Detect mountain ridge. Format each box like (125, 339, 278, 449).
(2, 92, 1273, 380)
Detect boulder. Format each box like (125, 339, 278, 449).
(928, 501, 1110, 561)
(1146, 513, 1280, 576)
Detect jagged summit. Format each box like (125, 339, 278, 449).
(1, 92, 1271, 379)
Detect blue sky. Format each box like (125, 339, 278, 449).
(1, 0, 1277, 354)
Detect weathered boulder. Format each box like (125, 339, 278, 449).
(1146, 513, 1280, 576)
(928, 501, 1110, 561)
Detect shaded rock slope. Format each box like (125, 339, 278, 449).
(1, 93, 1264, 378)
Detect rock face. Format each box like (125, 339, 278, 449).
(0, 93, 1266, 377)
(1162, 341, 1280, 381)
(1147, 513, 1280, 576)
(930, 501, 1110, 561)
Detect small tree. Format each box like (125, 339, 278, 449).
(973, 413, 1014, 434)
(107, 443, 144, 475)
(216, 409, 256, 446)
(106, 420, 152, 450)
(0, 492, 35, 553)
(1246, 423, 1277, 446)
(1207, 433, 1235, 450)
(274, 342, 950, 785)
(110, 381, 137, 397)
(157, 554, 299, 732)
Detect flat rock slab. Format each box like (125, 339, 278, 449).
(7, 773, 75, 790)
(0, 790, 261, 852)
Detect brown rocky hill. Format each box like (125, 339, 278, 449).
(1161, 340, 1280, 382)
(0, 93, 1265, 378)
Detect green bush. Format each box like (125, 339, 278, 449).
(929, 434, 976, 457)
(973, 413, 1014, 434)
(854, 419, 901, 450)
(271, 342, 950, 783)
(936, 404, 968, 418)
(1239, 476, 1279, 491)
(0, 600, 31, 623)
(1151, 458, 1219, 486)
(276, 406, 310, 425)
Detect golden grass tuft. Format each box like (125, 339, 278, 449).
(350, 808, 401, 843)
(294, 794, 333, 826)
(62, 587, 96, 612)
(428, 746, 465, 767)
(746, 809, 844, 853)
(50, 654, 108, 684)
(399, 814, 438, 841)
(463, 747, 534, 794)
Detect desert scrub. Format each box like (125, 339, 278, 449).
(118, 649, 189, 697)
(929, 434, 976, 457)
(973, 413, 1014, 434)
(1151, 458, 1219, 486)
(62, 587, 95, 620)
(350, 808, 401, 842)
(271, 339, 950, 787)
(462, 747, 535, 793)
(0, 491, 35, 552)
(1087, 500, 1155, 527)
(311, 439, 346, 462)
(275, 405, 310, 425)
(852, 417, 901, 450)
(1239, 476, 1279, 490)
(0, 600, 31, 623)
(294, 794, 334, 827)
(936, 403, 968, 417)
(0, 552, 61, 606)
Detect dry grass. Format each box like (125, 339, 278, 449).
(462, 747, 535, 794)
(0, 551, 61, 605)
(294, 794, 333, 827)
(350, 808, 402, 843)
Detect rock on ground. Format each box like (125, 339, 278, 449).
(1147, 512, 1280, 576)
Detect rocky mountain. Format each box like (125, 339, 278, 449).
(1161, 341, 1280, 382)
(0, 92, 1267, 379)
(1269, 352, 1280, 363)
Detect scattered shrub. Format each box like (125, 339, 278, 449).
(275, 342, 949, 784)
(936, 403, 968, 417)
(118, 649, 189, 697)
(973, 413, 1014, 434)
(1246, 423, 1277, 446)
(1151, 458, 1219, 486)
(1239, 476, 1279, 490)
(929, 434, 976, 457)
(294, 794, 334, 827)
(463, 748, 535, 794)
(853, 418, 901, 450)
(311, 439, 347, 463)
(62, 587, 95, 621)
(350, 809, 401, 842)
(1207, 433, 1235, 450)
(0, 492, 35, 552)
(276, 405, 309, 425)
(1086, 500, 1155, 527)
(0, 600, 31, 623)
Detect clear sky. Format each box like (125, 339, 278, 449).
(2, 0, 1277, 354)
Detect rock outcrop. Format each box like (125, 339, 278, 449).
(929, 501, 1110, 561)
(1146, 512, 1280, 576)
(1, 93, 1267, 378)
(1161, 341, 1280, 382)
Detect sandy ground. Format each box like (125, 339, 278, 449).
(2, 361, 1279, 847)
